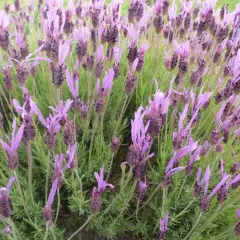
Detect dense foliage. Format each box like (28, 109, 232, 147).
(0, 0, 240, 239)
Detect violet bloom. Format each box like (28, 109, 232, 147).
(3, 225, 12, 237)
(0, 120, 24, 169)
(43, 179, 57, 227)
(126, 24, 139, 64)
(0, 10, 10, 49)
(12, 44, 51, 86)
(65, 143, 78, 169)
(75, 27, 90, 60)
(66, 69, 88, 119)
(90, 165, 114, 214)
(52, 41, 70, 88)
(172, 104, 189, 150)
(136, 43, 149, 72)
(30, 100, 61, 149)
(13, 88, 36, 143)
(0, 177, 15, 218)
(113, 46, 123, 79)
(153, 0, 163, 34)
(159, 212, 169, 240)
(175, 41, 190, 74)
(127, 106, 154, 178)
(125, 58, 139, 94)
(94, 45, 105, 78)
(54, 143, 78, 188)
(49, 99, 72, 127)
(197, 166, 230, 212)
(15, 31, 29, 59)
(162, 140, 197, 188)
(136, 178, 148, 201)
(128, 0, 144, 23)
(217, 158, 230, 203)
(145, 84, 171, 137)
(95, 68, 114, 114)
(185, 140, 201, 175)
(2, 65, 13, 92)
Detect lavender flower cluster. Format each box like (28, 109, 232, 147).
(0, 0, 239, 239)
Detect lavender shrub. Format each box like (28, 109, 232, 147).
(0, 0, 239, 239)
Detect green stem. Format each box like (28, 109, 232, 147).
(194, 205, 221, 237)
(74, 169, 83, 193)
(111, 180, 138, 226)
(8, 218, 18, 240)
(44, 226, 48, 240)
(176, 175, 188, 203)
(54, 190, 60, 225)
(100, 167, 133, 218)
(135, 182, 162, 214)
(113, 95, 129, 137)
(161, 188, 167, 215)
(57, 88, 61, 104)
(173, 199, 196, 221)
(67, 214, 94, 240)
(136, 200, 140, 221)
(45, 150, 51, 204)
(106, 154, 114, 181)
(13, 171, 35, 227)
(183, 212, 203, 240)
(26, 142, 33, 201)
(88, 116, 99, 170)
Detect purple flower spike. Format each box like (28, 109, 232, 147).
(0, 119, 24, 169)
(53, 154, 64, 189)
(95, 68, 115, 113)
(159, 212, 169, 240)
(199, 165, 230, 212)
(0, 10, 10, 49)
(0, 177, 15, 218)
(66, 69, 79, 99)
(49, 99, 72, 126)
(58, 41, 70, 65)
(90, 165, 114, 214)
(64, 143, 78, 170)
(94, 165, 114, 193)
(96, 68, 115, 98)
(13, 89, 36, 143)
(30, 100, 61, 149)
(43, 179, 58, 225)
(3, 225, 12, 236)
(127, 106, 153, 169)
(137, 178, 148, 201)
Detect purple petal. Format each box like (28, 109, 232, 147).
(12, 124, 24, 151)
(196, 167, 202, 185)
(13, 99, 24, 116)
(6, 177, 16, 192)
(236, 209, 240, 220)
(203, 166, 211, 196)
(230, 174, 240, 186)
(30, 100, 47, 127)
(46, 179, 58, 209)
(66, 69, 76, 97)
(0, 139, 11, 152)
(178, 104, 188, 132)
(209, 175, 230, 199)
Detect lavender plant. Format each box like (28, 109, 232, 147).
(0, 0, 240, 239)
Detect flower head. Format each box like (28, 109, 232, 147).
(94, 165, 114, 193)
(0, 119, 24, 169)
(96, 68, 115, 98)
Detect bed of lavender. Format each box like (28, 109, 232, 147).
(0, 0, 240, 239)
